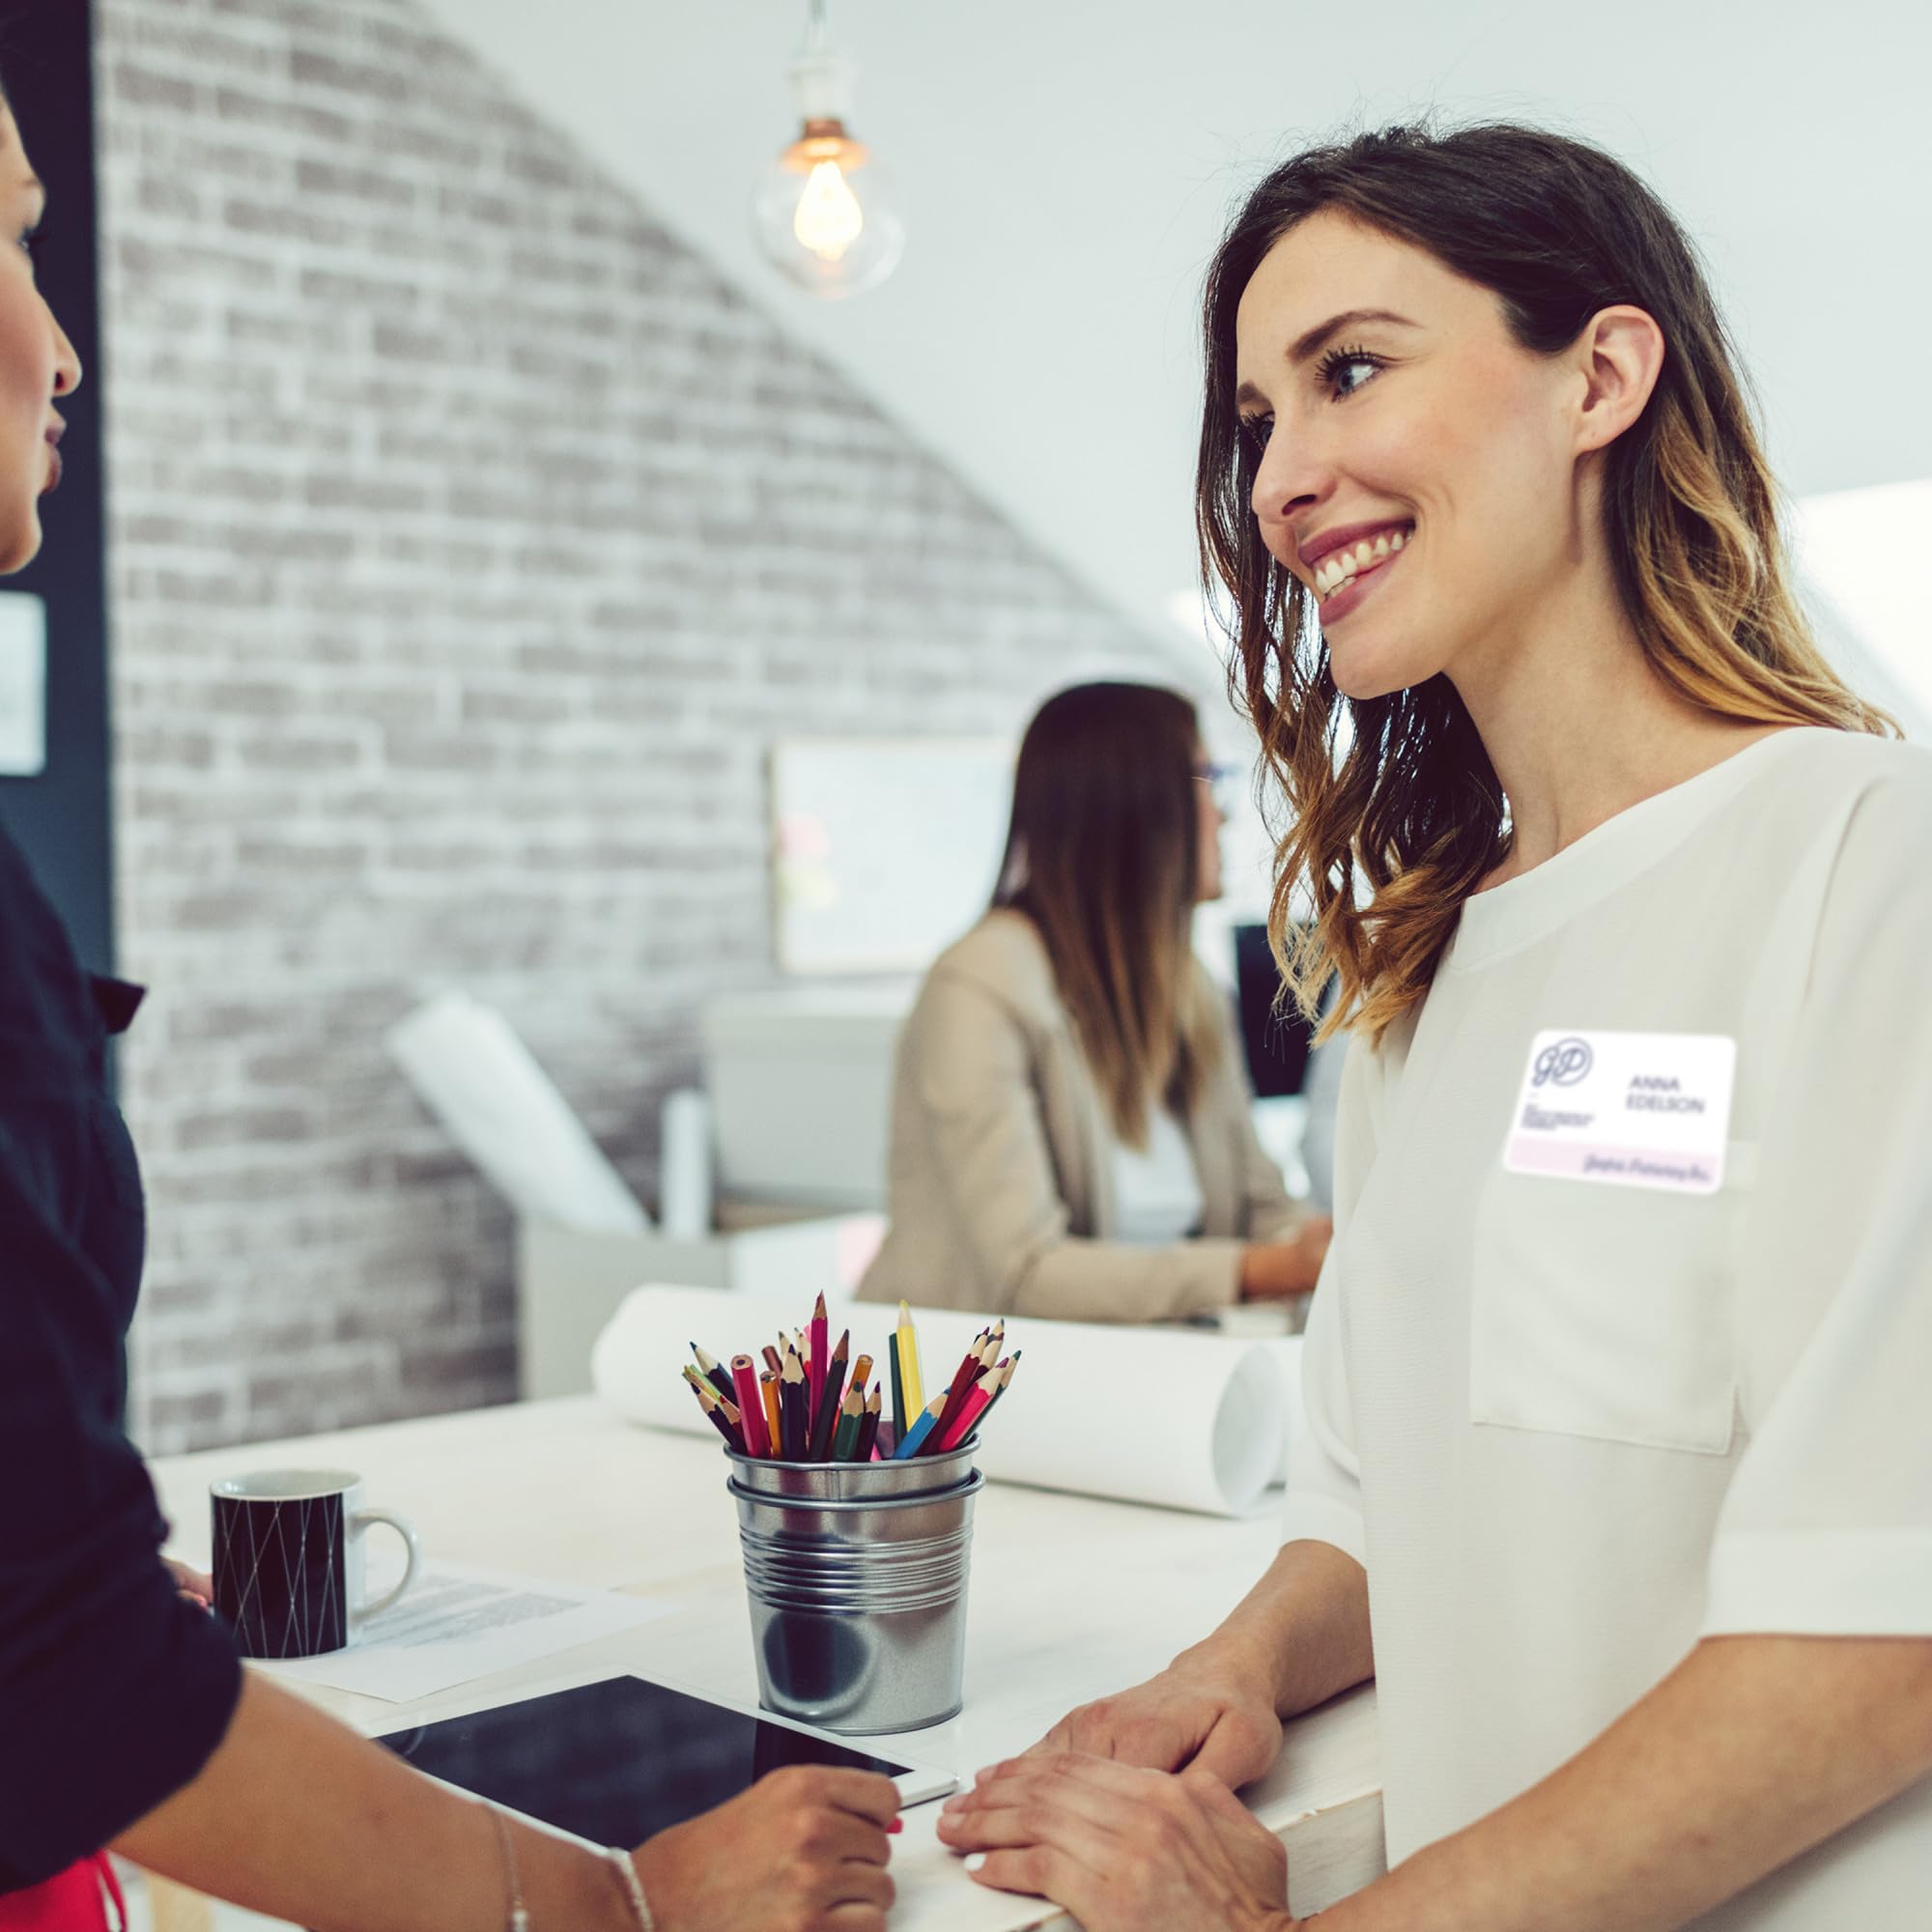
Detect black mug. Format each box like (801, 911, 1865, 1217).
(211, 1467, 421, 1659)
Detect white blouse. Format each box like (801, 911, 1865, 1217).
(1283, 727, 1932, 1925)
(1109, 1104, 1206, 1244)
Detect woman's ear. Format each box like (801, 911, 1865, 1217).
(1573, 304, 1665, 455)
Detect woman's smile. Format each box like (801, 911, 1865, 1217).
(1301, 518, 1413, 620)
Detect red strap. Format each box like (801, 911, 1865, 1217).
(0, 1857, 123, 1932)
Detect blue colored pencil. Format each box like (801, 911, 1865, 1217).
(892, 1393, 947, 1459)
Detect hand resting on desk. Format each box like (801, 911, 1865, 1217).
(935, 1754, 1296, 1932)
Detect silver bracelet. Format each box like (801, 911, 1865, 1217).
(490, 1807, 530, 1932)
(604, 1847, 655, 1932)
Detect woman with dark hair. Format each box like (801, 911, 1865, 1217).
(858, 680, 1329, 1322)
(0, 91, 897, 1932)
(938, 124, 1932, 1929)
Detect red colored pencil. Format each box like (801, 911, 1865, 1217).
(934, 1365, 999, 1453)
(808, 1292, 829, 1416)
(931, 1337, 991, 1448)
(730, 1352, 770, 1458)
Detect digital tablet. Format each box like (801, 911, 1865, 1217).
(373, 1668, 956, 1845)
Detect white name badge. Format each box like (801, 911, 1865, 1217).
(1504, 1030, 1736, 1194)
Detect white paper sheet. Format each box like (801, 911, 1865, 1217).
(257, 1561, 671, 1703)
(386, 991, 649, 1235)
(592, 1284, 1287, 1517)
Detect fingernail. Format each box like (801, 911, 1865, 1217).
(964, 1853, 987, 1874)
(887, 1818, 902, 1835)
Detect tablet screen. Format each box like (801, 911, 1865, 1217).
(375, 1675, 918, 1845)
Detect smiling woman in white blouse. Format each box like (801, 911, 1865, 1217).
(858, 680, 1330, 1323)
(936, 123, 1932, 1932)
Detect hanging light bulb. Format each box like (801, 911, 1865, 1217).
(752, 0, 904, 299)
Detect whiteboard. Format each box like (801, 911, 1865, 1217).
(771, 737, 1015, 975)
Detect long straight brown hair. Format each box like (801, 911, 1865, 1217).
(992, 682, 1221, 1146)
(1196, 123, 1892, 1044)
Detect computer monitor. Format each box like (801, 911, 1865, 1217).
(1233, 922, 1316, 1099)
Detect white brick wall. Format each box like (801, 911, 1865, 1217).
(97, 0, 1203, 1451)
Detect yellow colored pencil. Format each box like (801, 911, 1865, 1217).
(896, 1301, 924, 1416)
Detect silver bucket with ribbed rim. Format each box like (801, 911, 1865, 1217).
(725, 1436, 981, 1734)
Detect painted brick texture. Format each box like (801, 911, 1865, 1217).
(95, 0, 1199, 1450)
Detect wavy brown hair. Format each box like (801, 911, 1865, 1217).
(992, 682, 1220, 1146)
(1197, 123, 1892, 1044)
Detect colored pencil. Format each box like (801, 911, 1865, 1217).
(761, 1344, 783, 1378)
(760, 1372, 782, 1455)
(896, 1302, 925, 1416)
(931, 1337, 990, 1448)
(849, 1352, 872, 1401)
(780, 1350, 810, 1461)
(730, 1353, 770, 1458)
(809, 1293, 830, 1416)
(690, 1343, 735, 1404)
(889, 1325, 908, 1446)
(934, 1364, 1000, 1454)
(690, 1378, 743, 1449)
(977, 1351, 1020, 1428)
(831, 1386, 865, 1461)
(854, 1384, 883, 1463)
(809, 1328, 850, 1460)
(893, 1392, 947, 1460)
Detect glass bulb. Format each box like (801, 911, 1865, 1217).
(794, 159, 866, 261)
(753, 122, 904, 299)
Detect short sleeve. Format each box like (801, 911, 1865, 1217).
(1703, 769, 1932, 1637)
(1279, 1035, 1379, 1565)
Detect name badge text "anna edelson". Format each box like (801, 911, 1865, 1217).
(1504, 1030, 1737, 1195)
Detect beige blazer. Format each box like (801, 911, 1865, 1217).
(857, 910, 1307, 1322)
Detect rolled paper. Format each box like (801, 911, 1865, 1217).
(590, 1286, 1289, 1516)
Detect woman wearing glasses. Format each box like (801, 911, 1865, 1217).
(859, 680, 1331, 1324)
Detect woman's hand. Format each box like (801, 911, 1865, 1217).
(163, 1555, 213, 1607)
(937, 1751, 1298, 1932)
(1240, 1217, 1333, 1301)
(1003, 1657, 1285, 1788)
(633, 1765, 898, 1932)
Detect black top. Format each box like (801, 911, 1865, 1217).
(0, 823, 242, 1890)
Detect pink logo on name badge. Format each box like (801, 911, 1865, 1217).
(1503, 1030, 1737, 1195)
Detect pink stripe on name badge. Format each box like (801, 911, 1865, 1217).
(1504, 1135, 1723, 1193)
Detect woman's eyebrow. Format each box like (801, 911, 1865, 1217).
(1236, 308, 1423, 408)
(1287, 307, 1420, 364)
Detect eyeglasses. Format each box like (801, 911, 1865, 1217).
(1192, 760, 1241, 812)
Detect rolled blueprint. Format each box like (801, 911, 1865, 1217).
(592, 1283, 1286, 1517)
(387, 990, 649, 1236)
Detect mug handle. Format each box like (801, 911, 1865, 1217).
(350, 1507, 422, 1624)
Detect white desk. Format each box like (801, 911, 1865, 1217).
(150, 1397, 1383, 1928)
